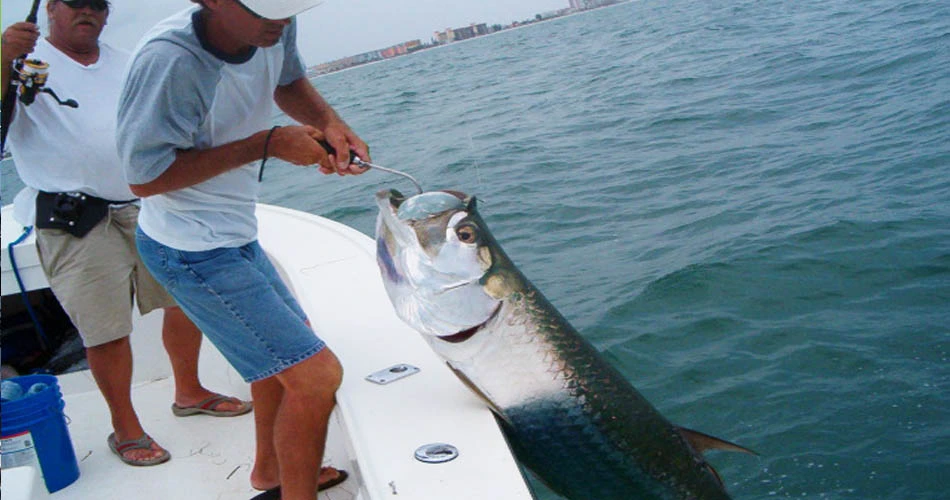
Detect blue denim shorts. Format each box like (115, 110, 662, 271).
(136, 228, 326, 382)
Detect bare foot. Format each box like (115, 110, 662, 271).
(318, 466, 344, 486)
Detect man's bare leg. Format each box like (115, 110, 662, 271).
(249, 353, 343, 492)
(85, 336, 165, 462)
(162, 306, 246, 411)
(249, 376, 282, 490)
(272, 348, 343, 500)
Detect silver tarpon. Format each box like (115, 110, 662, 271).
(375, 189, 754, 500)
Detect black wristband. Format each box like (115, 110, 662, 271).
(257, 125, 281, 182)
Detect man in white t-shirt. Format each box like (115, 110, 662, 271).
(1, 0, 251, 467)
(118, 1, 369, 497)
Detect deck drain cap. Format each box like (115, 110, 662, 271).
(414, 443, 459, 464)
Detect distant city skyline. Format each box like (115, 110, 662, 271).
(0, 0, 573, 64)
(313, 2, 626, 75)
(301, 0, 575, 63)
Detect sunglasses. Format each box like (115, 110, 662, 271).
(61, 0, 110, 12)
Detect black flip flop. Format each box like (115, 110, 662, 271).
(249, 469, 349, 499)
(250, 487, 280, 500)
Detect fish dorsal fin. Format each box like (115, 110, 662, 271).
(677, 426, 758, 456)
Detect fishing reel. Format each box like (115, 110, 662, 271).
(12, 57, 78, 108)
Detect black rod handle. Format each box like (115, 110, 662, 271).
(26, 0, 42, 23)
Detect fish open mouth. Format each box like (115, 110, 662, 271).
(438, 303, 502, 344)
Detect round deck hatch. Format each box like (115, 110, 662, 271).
(414, 443, 459, 464)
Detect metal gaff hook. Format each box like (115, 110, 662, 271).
(349, 155, 423, 195)
(318, 139, 424, 194)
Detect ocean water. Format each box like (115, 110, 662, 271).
(2, 0, 948, 498)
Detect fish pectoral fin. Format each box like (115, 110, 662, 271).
(446, 362, 511, 425)
(677, 426, 759, 456)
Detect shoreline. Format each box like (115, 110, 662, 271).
(311, 1, 634, 79)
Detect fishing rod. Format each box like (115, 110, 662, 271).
(1, 0, 79, 156)
(26, 0, 42, 23)
(0, 0, 41, 155)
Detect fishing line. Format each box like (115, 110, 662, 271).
(467, 131, 485, 193)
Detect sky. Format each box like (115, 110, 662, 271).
(1, 0, 570, 64)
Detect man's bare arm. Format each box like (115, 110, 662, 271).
(274, 78, 370, 174)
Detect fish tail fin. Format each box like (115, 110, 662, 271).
(678, 426, 757, 491)
(677, 426, 759, 456)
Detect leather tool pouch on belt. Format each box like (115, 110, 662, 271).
(35, 191, 111, 238)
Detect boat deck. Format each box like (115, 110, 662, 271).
(1, 204, 535, 500)
(58, 378, 359, 500)
(56, 371, 358, 500)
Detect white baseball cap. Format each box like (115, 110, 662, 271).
(239, 0, 322, 20)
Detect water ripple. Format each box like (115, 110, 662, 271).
(3, 1, 947, 498)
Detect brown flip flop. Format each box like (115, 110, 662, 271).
(172, 394, 253, 417)
(107, 433, 171, 466)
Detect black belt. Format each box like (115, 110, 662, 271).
(35, 191, 138, 238)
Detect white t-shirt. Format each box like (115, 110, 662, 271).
(8, 38, 134, 224)
(118, 7, 307, 251)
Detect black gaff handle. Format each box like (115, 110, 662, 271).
(318, 137, 423, 194)
(317, 139, 360, 164)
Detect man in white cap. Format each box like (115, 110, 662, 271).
(117, 1, 368, 498)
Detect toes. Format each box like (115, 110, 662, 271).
(318, 467, 340, 482)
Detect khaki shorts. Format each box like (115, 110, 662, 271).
(35, 204, 176, 347)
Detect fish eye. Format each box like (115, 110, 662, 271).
(456, 225, 477, 244)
